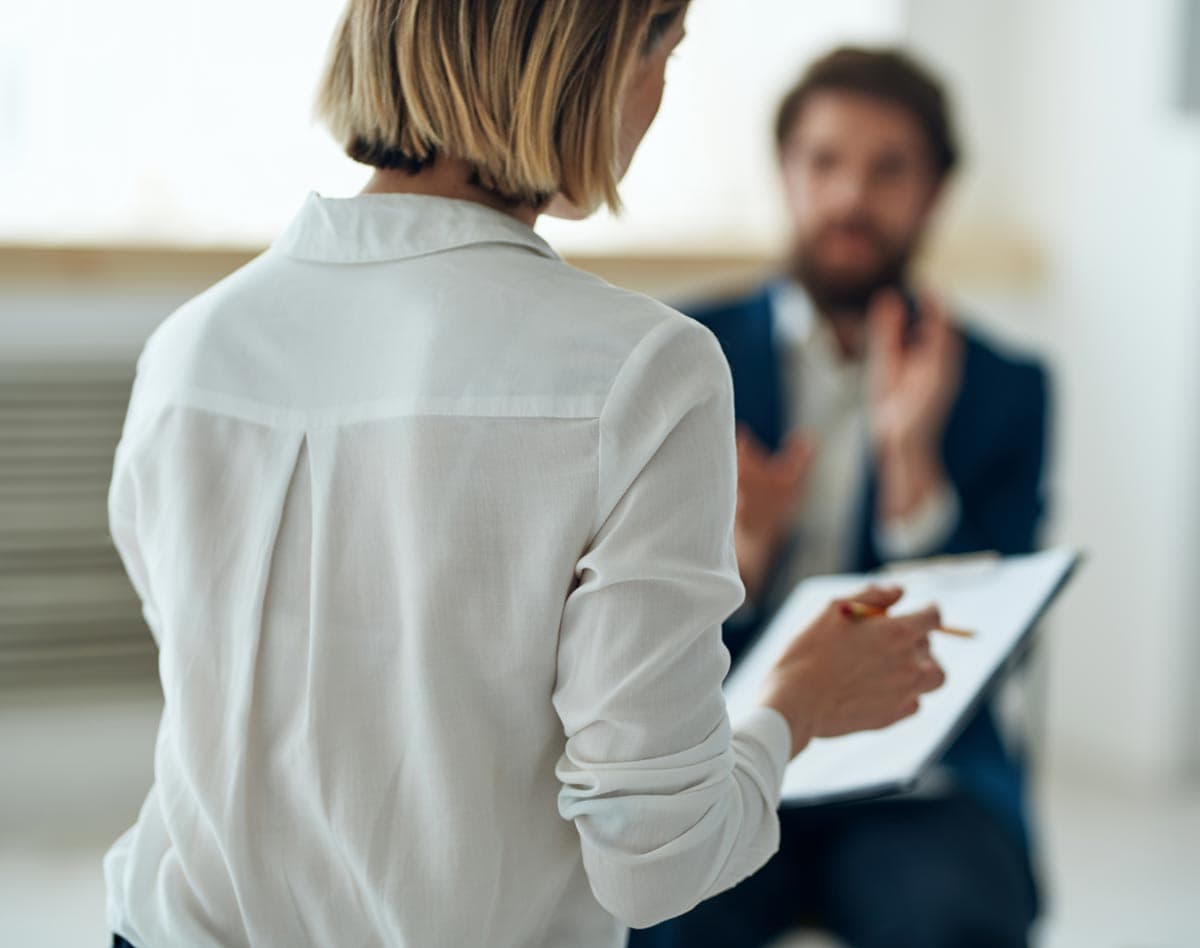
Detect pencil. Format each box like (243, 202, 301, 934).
(840, 600, 976, 639)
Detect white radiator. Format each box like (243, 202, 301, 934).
(0, 365, 156, 687)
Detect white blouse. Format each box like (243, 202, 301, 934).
(105, 193, 791, 948)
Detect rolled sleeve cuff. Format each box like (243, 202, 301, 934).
(730, 705, 792, 804)
(875, 481, 961, 562)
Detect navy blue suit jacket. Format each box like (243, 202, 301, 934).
(687, 284, 1050, 847)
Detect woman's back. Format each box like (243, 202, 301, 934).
(105, 194, 787, 947)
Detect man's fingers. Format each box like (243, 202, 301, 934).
(867, 288, 908, 355)
(869, 286, 908, 329)
(932, 315, 964, 370)
(779, 441, 815, 488)
(739, 432, 816, 502)
(912, 292, 962, 362)
(918, 291, 950, 328)
(736, 425, 769, 463)
(779, 432, 815, 466)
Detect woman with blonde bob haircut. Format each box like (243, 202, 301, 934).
(105, 2, 944, 946)
(317, 0, 672, 212)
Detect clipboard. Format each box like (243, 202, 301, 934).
(723, 548, 1082, 806)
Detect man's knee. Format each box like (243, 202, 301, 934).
(819, 801, 1037, 948)
(842, 910, 1030, 948)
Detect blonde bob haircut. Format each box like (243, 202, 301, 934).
(316, 0, 688, 212)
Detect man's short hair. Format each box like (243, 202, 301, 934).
(775, 46, 961, 179)
(316, 0, 688, 212)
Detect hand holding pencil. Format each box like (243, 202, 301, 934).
(841, 599, 975, 639)
(760, 584, 948, 758)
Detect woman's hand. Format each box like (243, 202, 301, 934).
(759, 584, 946, 757)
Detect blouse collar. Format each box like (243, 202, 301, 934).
(273, 192, 560, 265)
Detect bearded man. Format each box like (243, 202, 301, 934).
(629, 47, 1050, 948)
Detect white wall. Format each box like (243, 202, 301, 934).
(541, 0, 905, 254)
(3, 0, 904, 254)
(907, 0, 1200, 783)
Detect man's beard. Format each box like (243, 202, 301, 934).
(789, 221, 913, 315)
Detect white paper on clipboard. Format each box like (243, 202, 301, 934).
(724, 548, 1080, 805)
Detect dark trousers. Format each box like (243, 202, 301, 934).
(628, 789, 1039, 948)
(113, 937, 136, 948)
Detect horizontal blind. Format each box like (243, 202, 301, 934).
(0, 364, 156, 688)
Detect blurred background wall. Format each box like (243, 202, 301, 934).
(2, 0, 1198, 945)
(906, 0, 1200, 787)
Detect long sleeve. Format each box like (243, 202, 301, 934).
(554, 317, 791, 930)
(107, 378, 163, 642)
(937, 361, 1050, 558)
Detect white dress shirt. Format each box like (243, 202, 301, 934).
(105, 193, 791, 948)
(768, 281, 960, 597)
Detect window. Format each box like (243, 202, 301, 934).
(0, 0, 902, 253)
